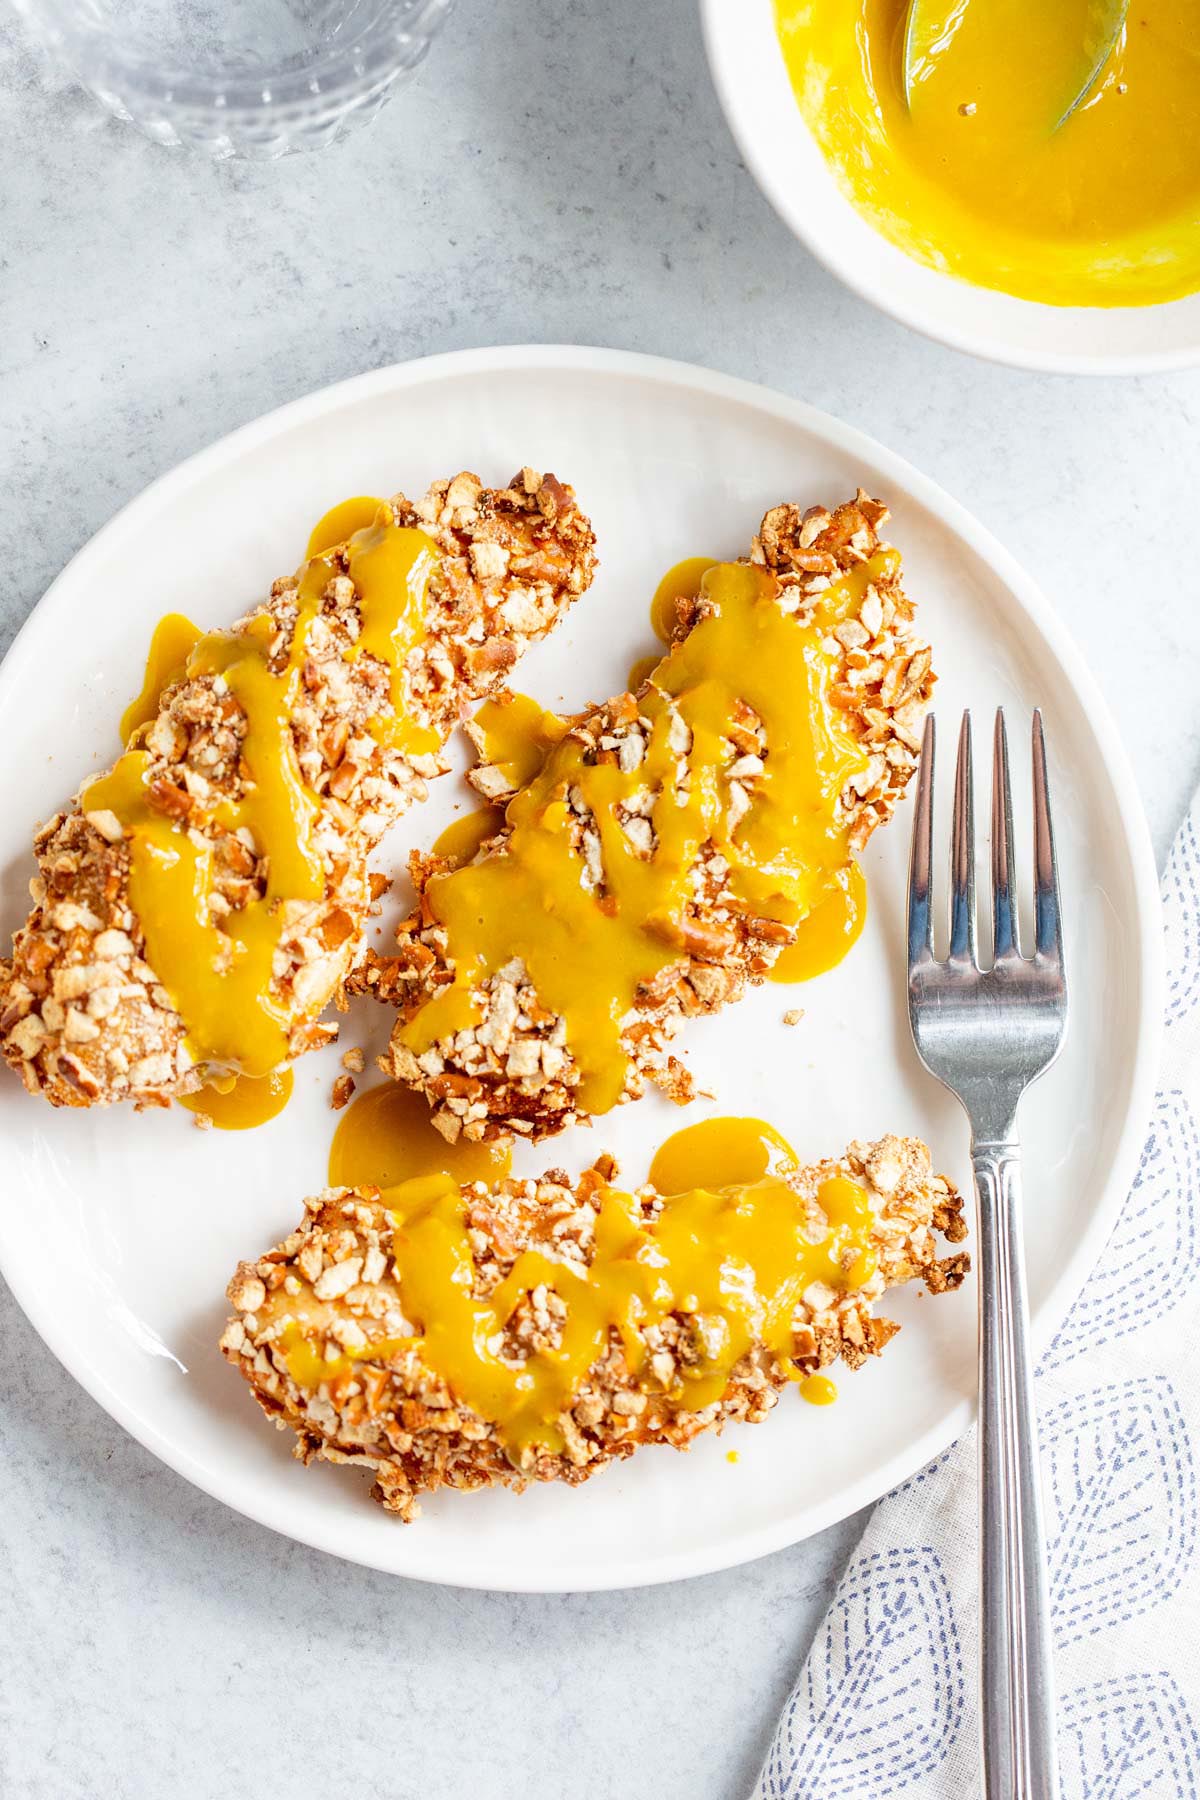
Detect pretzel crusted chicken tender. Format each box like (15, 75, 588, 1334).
(1, 471, 596, 1108)
(221, 1135, 968, 1519)
(353, 491, 934, 1143)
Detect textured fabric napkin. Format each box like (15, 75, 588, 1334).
(753, 800, 1200, 1799)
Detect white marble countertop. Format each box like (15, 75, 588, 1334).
(2, 4, 1199, 1796)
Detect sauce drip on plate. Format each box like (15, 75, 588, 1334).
(769, 862, 867, 984)
(432, 807, 506, 868)
(329, 1080, 512, 1190)
(179, 1068, 294, 1130)
(648, 1114, 799, 1193)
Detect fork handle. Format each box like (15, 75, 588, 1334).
(973, 1139, 1060, 1800)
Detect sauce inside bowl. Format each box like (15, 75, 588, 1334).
(773, 0, 1200, 307)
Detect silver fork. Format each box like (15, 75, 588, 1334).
(907, 708, 1068, 1800)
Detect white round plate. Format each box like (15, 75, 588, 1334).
(701, 0, 1200, 375)
(0, 347, 1161, 1590)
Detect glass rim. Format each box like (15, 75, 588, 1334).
(12, 0, 453, 116)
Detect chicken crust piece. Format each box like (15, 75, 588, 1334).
(351, 490, 934, 1143)
(221, 1134, 968, 1521)
(1, 470, 596, 1109)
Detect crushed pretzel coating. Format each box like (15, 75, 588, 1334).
(221, 1133, 967, 1519)
(351, 491, 933, 1143)
(1, 471, 597, 1110)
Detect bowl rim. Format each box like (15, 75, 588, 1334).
(700, 0, 1200, 376)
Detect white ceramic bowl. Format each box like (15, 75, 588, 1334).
(701, 0, 1200, 374)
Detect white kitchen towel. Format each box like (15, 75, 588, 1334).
(753, 801, 1200, 1799)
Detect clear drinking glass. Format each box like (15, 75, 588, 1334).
(11, 0, 455, 158)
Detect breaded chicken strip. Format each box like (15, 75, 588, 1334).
(221, 1134, 967, 1519)
(1, 471, 596, 1108)
(352, 491, 933, 1143)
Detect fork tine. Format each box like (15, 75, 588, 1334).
(991, 708, 1020, 960)
(908, 713, 935, 966)
(949, 712, 976, 965)
(1031, 710, 1063, 967)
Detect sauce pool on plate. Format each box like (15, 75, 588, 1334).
(179, 1068, 294, 1130)
(329, 1080, 513, 1189)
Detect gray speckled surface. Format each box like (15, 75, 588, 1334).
(1, 4, 1198, 1796)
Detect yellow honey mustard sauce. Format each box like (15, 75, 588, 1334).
(285, 1133, 871, 1458)
(799, 1374, 840, 1406)
(648, 1119, 847, 1408)
(650, 555, 719, 643)
(648, 1113, 800, 1193)
(90, 512, 441, 1101)
(178, 1068, 294, 1130)
(399, 553, 889, 1113)
(769, 861, 868, 984)
(328, 1080, 513, 1190)
(774, 0, 1200, 306)
(469, 690, 569, 791)
(119, 613, 203, 747)
(431, 807, 507, 868)
(625, 554, 719, 690)
(627, 653, 661, 692)
(305, 495, 388, 559)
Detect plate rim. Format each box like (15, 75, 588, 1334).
(0, 344, 1165, 1590)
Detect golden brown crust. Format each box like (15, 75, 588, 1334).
(1, 471, 597, 1109)
(351, 490, 934, 1143)
(220, 1134, 968, 1521)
